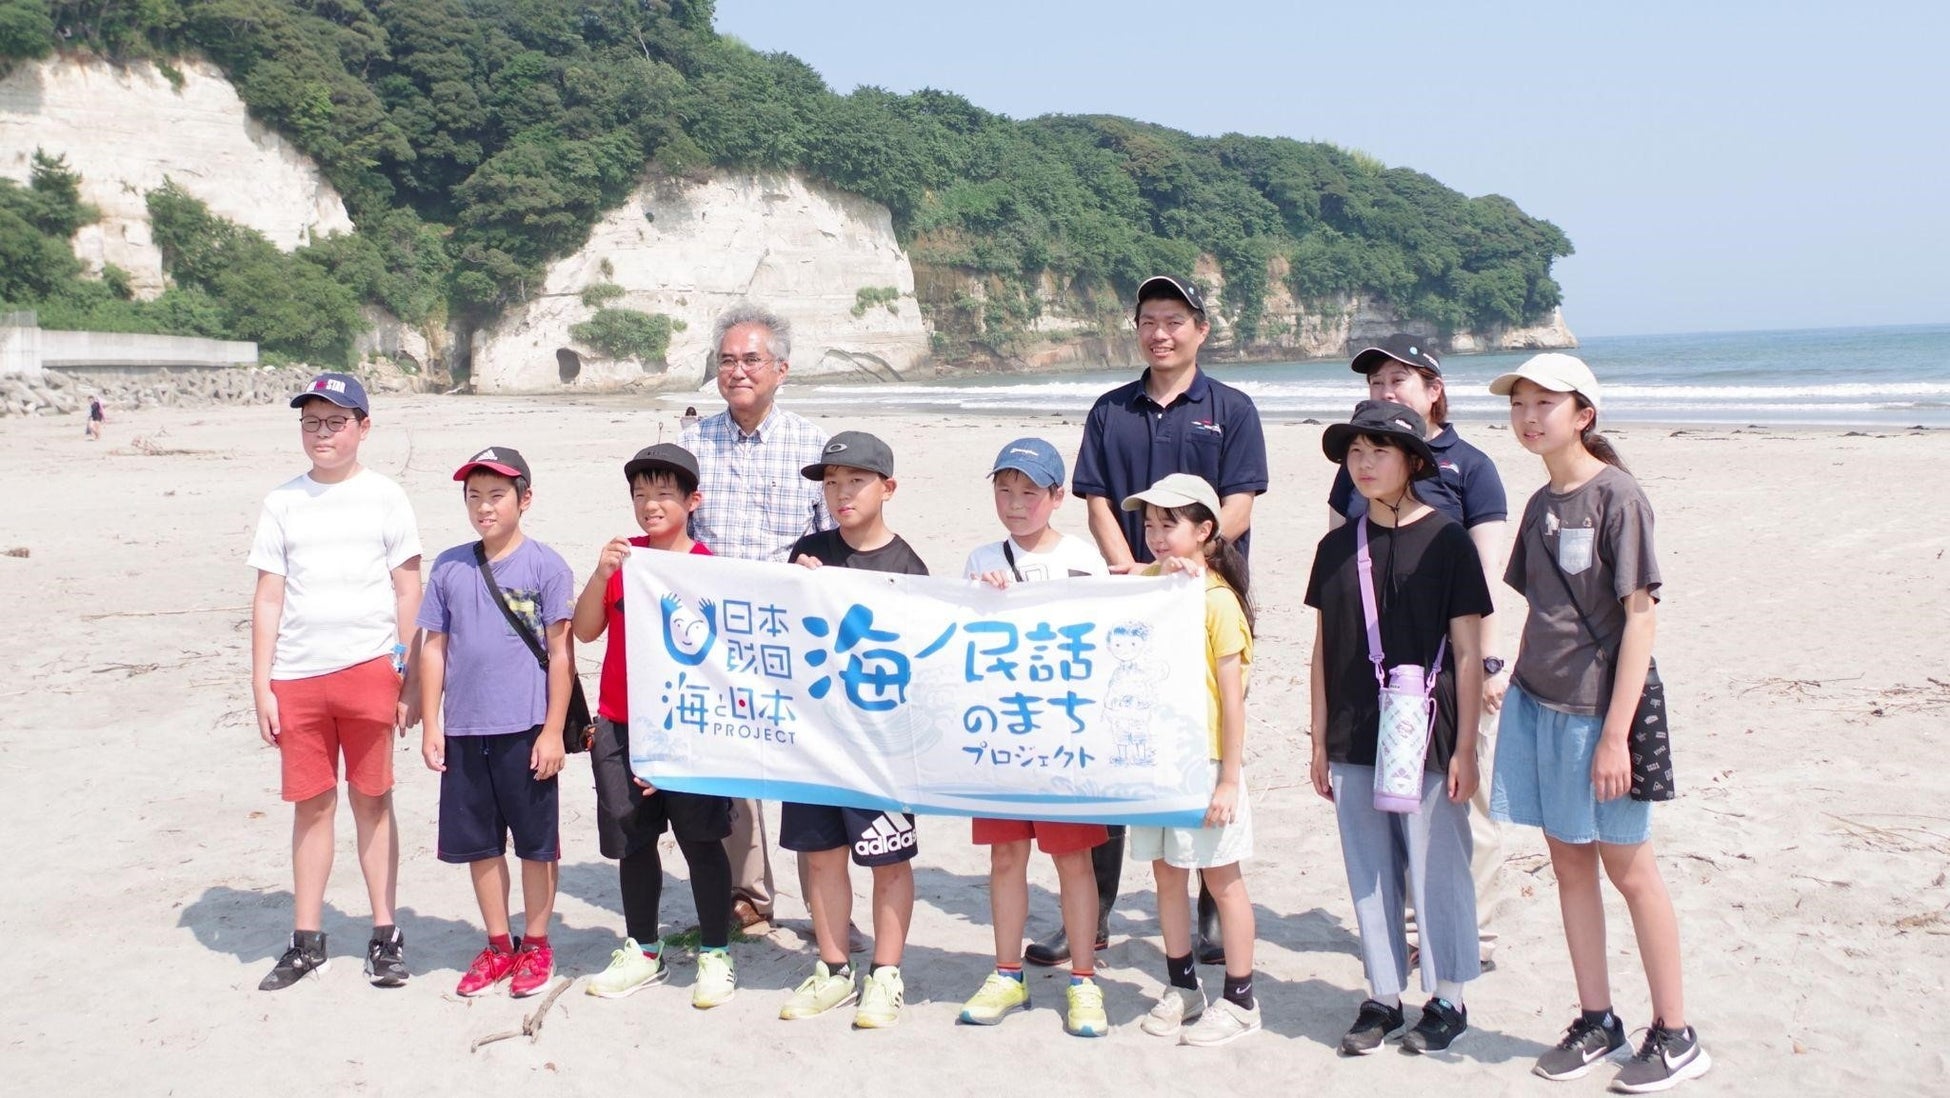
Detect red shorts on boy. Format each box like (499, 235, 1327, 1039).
(272, 656, 400, 801)
(971, 817, 1108, 855)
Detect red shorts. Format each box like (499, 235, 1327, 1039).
(272, 656, 400, 801)
(970, 817, 1108, 855)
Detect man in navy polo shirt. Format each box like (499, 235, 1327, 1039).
(1074, 276, 1269, 570)
(1023, 275, 1267, 970)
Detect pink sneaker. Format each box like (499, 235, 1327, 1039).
(509, 943, 555, 998)
(455, 945, 517, 997)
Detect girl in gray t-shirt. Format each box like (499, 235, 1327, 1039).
(1486, 355, 1712, 1093)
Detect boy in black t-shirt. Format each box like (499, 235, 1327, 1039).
(1303, 401, 1492, 1057)
(777, 431, 928, 1029)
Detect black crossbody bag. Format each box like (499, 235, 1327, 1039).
(1538, 529, 1675, 802)
(474, 542, 594, 753)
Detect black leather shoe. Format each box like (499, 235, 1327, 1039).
(1024, 925, 1070, 967)
(1195, 879, 1225, 965)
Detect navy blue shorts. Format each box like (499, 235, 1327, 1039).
(780, 802, 918, 867)
(437, 727, 561, 863)
(591, 718, 732, 859)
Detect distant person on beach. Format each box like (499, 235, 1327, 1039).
(248, 373, 422, 991)
(1329, 335, 1509, 970)
(1056, 275, 1268, 969)
(682, 303, 833, 936)
(85, 396, 104, 440)
(1305, 401, 1489, 1056)
(1489, 355, 1710, 1092)
(681, 405, 698, 428)
(779, 431, 929, 1029)
(417, 447, 575, 999)
(955, 437, 1111, 1038)
(572, 443, 738, 1008)
(1121, 473, 1260, 1046)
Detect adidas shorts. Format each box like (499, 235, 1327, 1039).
(779, 802, 919, 867)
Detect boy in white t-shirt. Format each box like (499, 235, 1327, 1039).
(956, 438, 1114, 1037)
(248, 373, 424, 991)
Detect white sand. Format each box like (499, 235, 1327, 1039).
(3, 395, 1947, 1094)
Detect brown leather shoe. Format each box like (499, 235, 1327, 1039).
(731, 898, 772, 933)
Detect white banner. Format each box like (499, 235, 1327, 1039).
(623, 551, 1212, 827)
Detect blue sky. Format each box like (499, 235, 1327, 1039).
(714, 0, 1947, 337)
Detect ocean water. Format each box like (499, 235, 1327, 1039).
(786, 323, 1950, 428)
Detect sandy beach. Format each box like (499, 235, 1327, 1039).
(3, 391, 1946, 1095)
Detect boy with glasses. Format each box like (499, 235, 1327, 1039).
(250, 373, 424, 990)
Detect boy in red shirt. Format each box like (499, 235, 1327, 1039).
(573, 444, 738, 1008)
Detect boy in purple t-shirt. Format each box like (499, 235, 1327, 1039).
(418, 447, 576, 998)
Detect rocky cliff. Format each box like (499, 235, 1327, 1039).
(918, 256, 1576, 373)
(467, 173, 929, 393)
(0, 56, 353, 298)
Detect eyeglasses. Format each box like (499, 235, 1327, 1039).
(300, 414, 356, 434)
(716, 353, 778, 375)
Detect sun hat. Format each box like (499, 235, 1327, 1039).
(1321, 400, 1440, 479)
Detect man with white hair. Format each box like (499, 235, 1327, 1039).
(681, 303, 832, 933)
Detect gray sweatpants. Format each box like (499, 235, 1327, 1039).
(1330, 763, 1481, 999)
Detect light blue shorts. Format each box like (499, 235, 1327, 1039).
(1490, 683, 1651, 846)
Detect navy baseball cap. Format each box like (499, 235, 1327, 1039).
(290, 372, 370, 415)
(1134, 275, 1208, 319)
(452, 446, 531, 484)
(1350, 334, 1442, 377)
(989, 437, 1065, 489)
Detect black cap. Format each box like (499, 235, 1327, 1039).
(1321, 400, 1439, 479)
(1351, 333, 1441, 376)
(290, 372, 370, 415)
(1134, 275, 1207, 320)
(624, 443, 700, 491)
(802, 430, 895, 479)
(452, 446, 531, 484)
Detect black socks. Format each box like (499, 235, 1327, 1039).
(1166, 952, 1198, 990)
(1223, 972, 1256, 1011)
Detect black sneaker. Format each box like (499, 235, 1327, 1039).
(364, 925, 409, 988)
(1610, 1021, 1711, 1093)
(1534, 1012, 1629, 1080)
(1401, 997, 1468, 1053)
(259, 930, 329, 991)
(1339, 998, 1406, 1055)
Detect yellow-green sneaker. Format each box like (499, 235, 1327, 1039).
(584, 938, 665, 999)
(1065, 978, 1109, 1038)
(692, 948, 736, 1009)
(853, 965, 905, 1029)
(780, 961, 857, 1020)
(958, 972, 1030, 1025)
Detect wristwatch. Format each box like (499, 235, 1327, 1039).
(1483, 657, 1507, 677)
(391, 643, 409, 674)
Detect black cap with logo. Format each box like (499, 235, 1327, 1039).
(624, 443, 700, 493)
(1133, 275, 1208, 320)
(1350, 333, 1442, 377)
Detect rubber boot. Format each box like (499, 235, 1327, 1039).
(1195, 873, 1225, 965)
(1025, 828, 1122, 965)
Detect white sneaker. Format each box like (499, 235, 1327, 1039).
(692, 948, 736, 1009)
(1181, 997, 1263, 1047)
(584, 938, 666, 999)
(1141, 983, 1206, 1037)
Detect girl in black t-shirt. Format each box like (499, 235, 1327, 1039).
(1305, 400, 1491, 1057)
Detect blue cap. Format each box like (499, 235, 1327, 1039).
(989, 437, 1065, 488)
(290, 372, 370, 416)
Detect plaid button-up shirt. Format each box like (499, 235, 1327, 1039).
(682, 406, 832, 563)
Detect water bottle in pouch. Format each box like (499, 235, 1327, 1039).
(1372, 664, 1435, 813)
